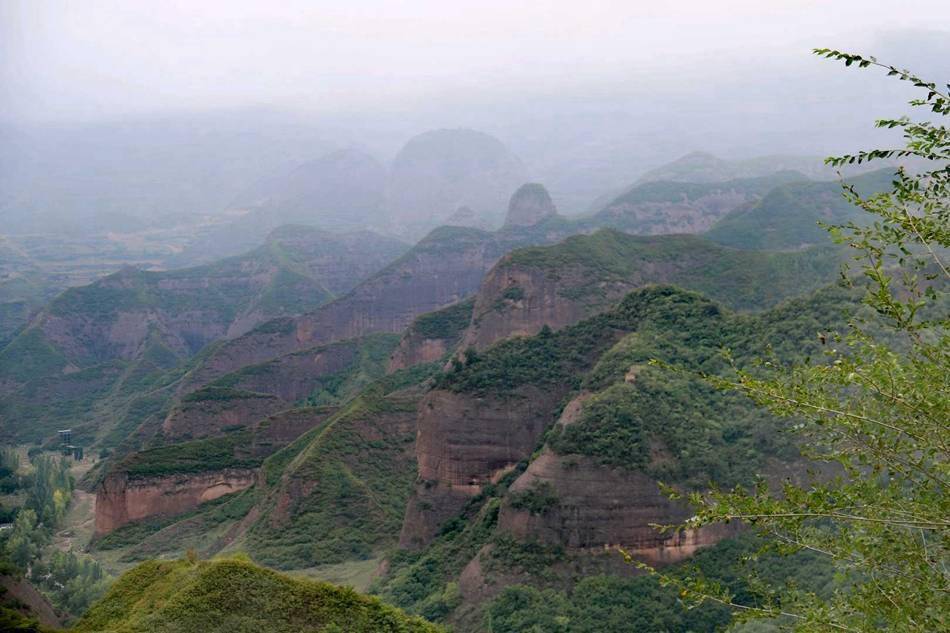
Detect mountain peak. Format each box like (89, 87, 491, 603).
(504, 183, 556, 228)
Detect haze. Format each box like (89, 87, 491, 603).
(1, 1, 948, 230)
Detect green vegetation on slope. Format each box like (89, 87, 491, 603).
(245, 364, 439, 569)
(484, 534, 835, 633)
(602, 171, 806, 208)
(705, 168, 893, 250)
(378, 285, 860, 627)
(72, 557, 441, 633)
(115, 429, 260, 480)
(504, 228, 845, 311)
(409, 298, 475, 341)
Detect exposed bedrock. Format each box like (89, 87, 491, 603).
(163, 341, 360, 439)
(399, 386, 555, 548)
(497, 449, 737, 565)
(94, 469, 256, 535)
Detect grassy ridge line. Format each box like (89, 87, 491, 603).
(72, 557, 442, 632)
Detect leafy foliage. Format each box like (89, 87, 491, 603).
(653, 51, 950, 632)
(117, 430, 261, 479)
(245, 367, 437, 569)
(485, 535, 835, 633)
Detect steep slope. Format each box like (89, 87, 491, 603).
(180, 218, 574, 393)
(1, 565, 62, 632)
(71, 557, 440, 633)
(386, 129, 528, 237)
(162, 333, 398, 440)
(0, 228, 405, 443)
(459, 229, 843, 351)
(388, 299, 475, 372)
(378, 286, 859, 628)
(93, 334, 400, 534)
(242, 367, 435, 569)
(706, 168, 894, 250)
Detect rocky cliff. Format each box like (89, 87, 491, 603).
(183, 221, 575, 392)
(459, 229, 845, 351)
(497, 448, 733, 565)
(95, 404, 336, 535)
(94, 468, 257, 535)
(164, 335, 394, 439)
(400, 385, 557, 548)
(387, 298, 474, 372)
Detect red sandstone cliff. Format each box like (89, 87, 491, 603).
(94, 468, 257, 535)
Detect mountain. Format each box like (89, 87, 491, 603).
(586, 171, 807, 235)
(0, 227, 407, 443)
(386, 129, 528, 237)
(89, 229, 844, 574)
(458, 229, 844, 351)
(503, 183, 558, 228)
(71, 557, 440, 633)
(0, 239, 59, 349)
(177, 214, 574, 394)
(379, 285, 858, 629)
(634, 150, 889, 185)
(705, 168, 895, 250)
(172, 149, 391, 264)
(235, 148, 387, 226)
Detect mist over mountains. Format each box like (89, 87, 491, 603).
(0, 6, 947, 632)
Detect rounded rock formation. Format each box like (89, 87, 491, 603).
(503, 183, 557, 228)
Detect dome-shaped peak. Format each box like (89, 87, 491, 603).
(504, 183, 557, 228)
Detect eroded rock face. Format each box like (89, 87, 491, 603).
(460, 263, 616, 351)
(164, 340, 362, 439)
(94, 469, 257, 535)
(597, 190, 752, 235)
(387, 336, 449, 372)
(96, 406, 334, 535)
(503, 183, 557, 228)
(497, 450, 735, 565)
(399, 386, 559, 548)
(184, 229, 512, 391)
(161, 393, 282, 439)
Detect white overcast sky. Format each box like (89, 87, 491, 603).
(1, 0, 948, 122)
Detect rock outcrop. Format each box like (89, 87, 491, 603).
(95, 405, 335, 535)
(387, 299, 474, 372)
(497, 449, 735, 565)
(458, 229, 845, 352)
(165, 337, 382, 439)
(94, 468, 257, 535)
(400, 384, 564, 548)
(503, 183, 557, 228)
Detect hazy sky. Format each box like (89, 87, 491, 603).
(3, 0, 949, 122)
